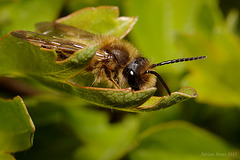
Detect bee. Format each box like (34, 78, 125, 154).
(10, 22, 206, 95)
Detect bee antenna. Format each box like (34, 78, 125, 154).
(151, 56, 207, 68)
(145, 70, 171, 95)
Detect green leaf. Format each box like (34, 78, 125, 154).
(56, 6, 138, 38)
(0, 96, 35, 158)
(0, 153, 15, 160)
(128, 121, 233, 160)
(0, 33, 98, 80)
(130, 87, 197, 112)
(38, 77, 157, 109)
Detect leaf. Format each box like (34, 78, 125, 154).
(0, 153, 15, 160)
(128, 121, 234, 160)
(0, 32, 98, 80)
(39, 77, 157, 109)
(0, 96, 35, 158)
(125, 87, 197, 112)
(56, 6, 138, 38)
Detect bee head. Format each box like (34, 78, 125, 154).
(123, 56, 206, 95)
(123, 57, 152, 91)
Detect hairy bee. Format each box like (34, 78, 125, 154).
(10, 22, 206, 95)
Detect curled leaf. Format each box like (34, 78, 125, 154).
(130, 87, 197, 112)
(0, 96, 35, 155)
(56, 6, 138, 38)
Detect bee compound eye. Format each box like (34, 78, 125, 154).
(123, 61, 141, 90)
(127, 69, 139, 89)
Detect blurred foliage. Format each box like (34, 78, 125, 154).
(0, 0, 65, 37)
(0, 96, 35, 160)
(0, 0, 240, 160)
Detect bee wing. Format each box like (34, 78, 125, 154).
(11, 30, 87, 61)
(35, 21, 95, 41)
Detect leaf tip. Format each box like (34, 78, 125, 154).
(10, 30, 28, 39)
(177, 86, 198, 98)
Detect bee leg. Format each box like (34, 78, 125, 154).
(102, 65, 121, 89)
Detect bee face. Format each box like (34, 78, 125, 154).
(123, 57, 153, 90)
